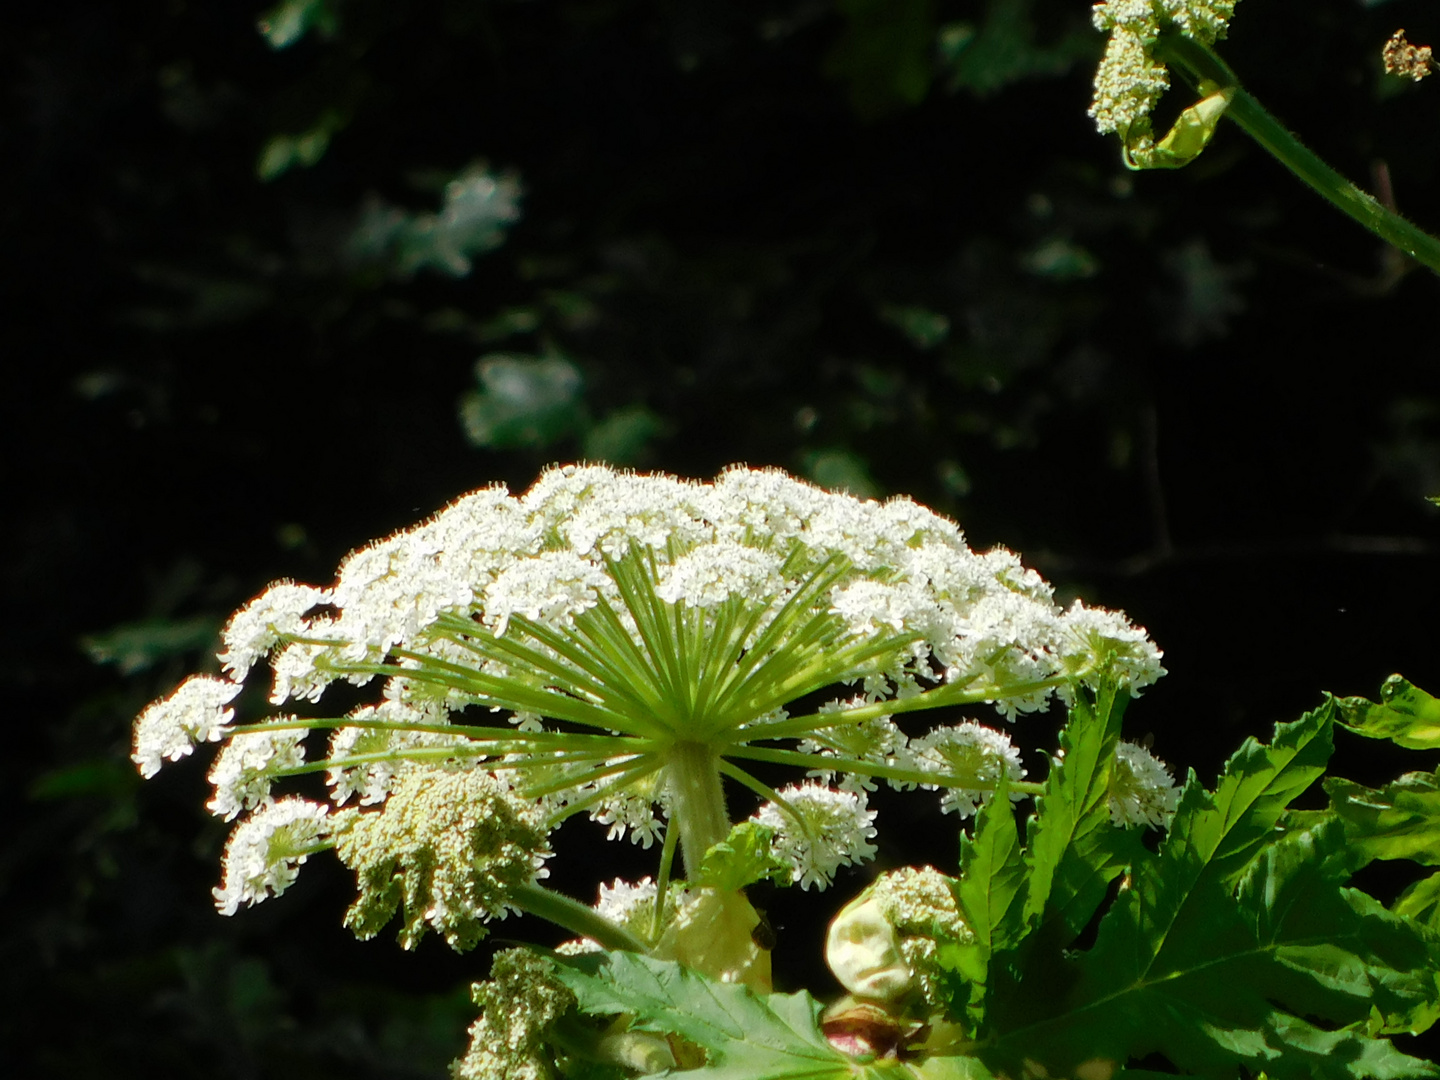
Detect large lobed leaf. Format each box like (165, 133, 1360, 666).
(969, 699, 1440, 1080)
(1336, 677, 1440, 752)
(551, 949, 906, 1080)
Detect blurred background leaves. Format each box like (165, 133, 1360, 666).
(7, 0, 1440, 1074)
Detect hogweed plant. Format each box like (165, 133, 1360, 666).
(1089, 0, 1440, 273)
(135, 465, 1440, 1080)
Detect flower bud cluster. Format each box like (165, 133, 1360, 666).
(826, 866, 972, 1011)
(1089, 0, 1239, 154)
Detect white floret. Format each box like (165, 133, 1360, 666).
(213, 797, 331, 915)
(753, 783, 878, 890)
(207, 725, 307, 820)
(218, 580, 332, 682)
(911, 722, 1026, 817)
(1109, 740, 1181, 828)
(132, 675, 241, 778)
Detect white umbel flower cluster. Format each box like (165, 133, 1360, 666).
(207, 724, 306, 820)
(132, 674, 240, 778)
(214, 464, 1161, 713)
(752, 783, 879, 890)
(132, 464, 1168, 962)
(912, 722, 1026, 818)
(1109, 740, 1181, 827)
(212, 797, 331, 915)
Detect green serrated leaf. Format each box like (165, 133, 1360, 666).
(1395, 871, 1440, 932)
(691, 822, 790, 893)
(550, 950, 855, 1080)
(1336, 676, 1440, 750)
(942, 773, 1025, 1025)
(1326, 769, 1440, 867)
(977, 702, 1440, 1079)
(1021, 681, 1136, 938)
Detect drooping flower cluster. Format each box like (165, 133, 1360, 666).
(132, 674, 239, 778)
(132, 464, 1164, 954)
(335, 766, 552, 951)
(1090, 0, 1239, 163)
(212, 797, 331, 915)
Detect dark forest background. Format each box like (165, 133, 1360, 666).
(7, 0, 1440, 1076)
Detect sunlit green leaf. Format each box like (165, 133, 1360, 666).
(1394, 871, 1440, 932)
(975, 703, 1440, 1079)
(943, 772, 1026, 1025)
(691, 822, 789, 893)
(1020, 682, 1137, 939)
(551, 950, 856, 1080)
(1326, 769, 1440, 866)
(1336, 675, 1440, 750)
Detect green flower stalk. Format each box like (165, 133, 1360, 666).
(1090, 0, 1440, 272)
(132, 465, 1166, 987)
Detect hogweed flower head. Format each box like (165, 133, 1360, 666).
(212, 797, 331, 915)
(454, 948, 576, 1080)
(1090, 0, 1240, 168)
(335, 765, 551, 951)
(132, 674, 239, 777)
(1384, 30, 1434, 82)
(133, 465, 1164, 966)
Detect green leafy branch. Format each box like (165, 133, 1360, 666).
(536, 677, 1440, 1080)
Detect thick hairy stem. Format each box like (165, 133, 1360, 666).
(658, 741, 772, 992)
(664, 741, 731, 874)
(1157, 31, 1440, 274)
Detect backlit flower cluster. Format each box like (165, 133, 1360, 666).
(132, 464, 1164, 948)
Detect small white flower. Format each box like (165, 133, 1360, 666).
(589, 784, 666, 848)
(1059, 602, 1166, 694)
(326, 700, 472, 806)
(218, 580, 332, 681)
(753, 783, 878, 890)
(1109, 740, 1181, 828)
(213, 797, 331, 915)
(911, 722, 1026, 817)
(206, 724, 307, 820)
(132, 675, 241, 778)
